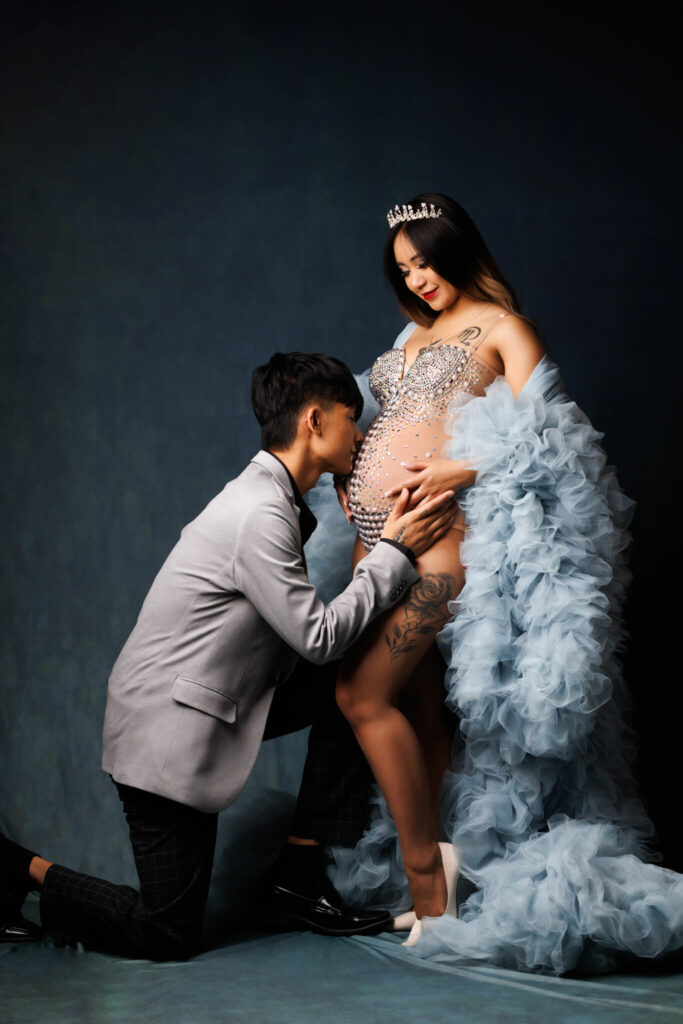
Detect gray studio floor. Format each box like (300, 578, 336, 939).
(2, 900, 682, 1024)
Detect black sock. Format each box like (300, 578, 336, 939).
(0, 834, 38, 891)
(272, 843, 326, 895)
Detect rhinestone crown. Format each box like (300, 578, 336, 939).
(386, 202, 442, 229)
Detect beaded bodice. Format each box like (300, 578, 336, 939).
(347, 322, 502, 550)
(367, 342, 492, 409)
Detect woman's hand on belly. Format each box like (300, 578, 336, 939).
(384, 458, 476, 505)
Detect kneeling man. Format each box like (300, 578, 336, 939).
(1, 352, 454, 959)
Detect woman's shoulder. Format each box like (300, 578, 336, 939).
(476, 307, 544, 378)
(484, 307, 543, 350)
(501, 312, 543, 349)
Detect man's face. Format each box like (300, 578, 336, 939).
(320, 403, 363, 476)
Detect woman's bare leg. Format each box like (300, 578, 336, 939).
(352, 536, 456, 836)
(399, 645, 455, 835)
(337, 531, 465, 918)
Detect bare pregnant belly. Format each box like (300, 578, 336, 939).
(347, 421, 464, 550)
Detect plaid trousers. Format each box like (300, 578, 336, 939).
(40, 659, 371, 959)
(264, 658, 372, 847)
(41, 782, 217, 960)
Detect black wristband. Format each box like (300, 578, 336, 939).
(379, 537, 416, 564)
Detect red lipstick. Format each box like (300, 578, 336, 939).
(422, 288, 438, 301)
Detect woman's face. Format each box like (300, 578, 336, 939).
(393, 230, 459, 313)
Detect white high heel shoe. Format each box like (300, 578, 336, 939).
(392, 909, 417, 931)
(402, 842, 459, 948)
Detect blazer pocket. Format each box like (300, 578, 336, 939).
(171, 675, 238, 725)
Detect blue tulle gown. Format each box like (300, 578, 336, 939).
(304, 323, 683, 974)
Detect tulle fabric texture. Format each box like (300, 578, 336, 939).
(304, 356, 683, 974)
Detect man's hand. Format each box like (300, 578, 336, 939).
(384, 459, 475, 504)
(380, 488, 456, 559)
(333, 476, 353, 523)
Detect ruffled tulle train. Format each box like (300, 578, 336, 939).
(305, 357, 683, 974)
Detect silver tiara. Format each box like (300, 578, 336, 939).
(386, 202, 442, 228)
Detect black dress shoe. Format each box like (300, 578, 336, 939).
(266, 875, 392, 937)
(1, 887, 43, 943)
(0, 913, 43, 943)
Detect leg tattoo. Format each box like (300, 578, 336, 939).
(385, 574, 458, 662)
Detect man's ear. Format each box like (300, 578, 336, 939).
(302, 404, 324, 436)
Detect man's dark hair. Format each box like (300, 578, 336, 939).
(251, 352, 363, 450)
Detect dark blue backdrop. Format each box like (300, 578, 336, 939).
(2, 1, 679, 924)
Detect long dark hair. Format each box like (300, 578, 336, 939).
(383, 193, 521, 327)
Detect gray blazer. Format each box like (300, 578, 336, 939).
(102, 450, 418, 813)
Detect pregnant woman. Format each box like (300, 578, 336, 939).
(313, 192, 683, 971)
(335, 194, 543, 940)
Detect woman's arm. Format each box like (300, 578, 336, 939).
(492, 315, 546, 398)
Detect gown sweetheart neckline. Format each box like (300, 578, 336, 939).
(389, 340, 501, 380)
(396, 317, 503, 377)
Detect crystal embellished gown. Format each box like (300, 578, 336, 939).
(346, 311, 503, 549)
(303, 316, 683, 975)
